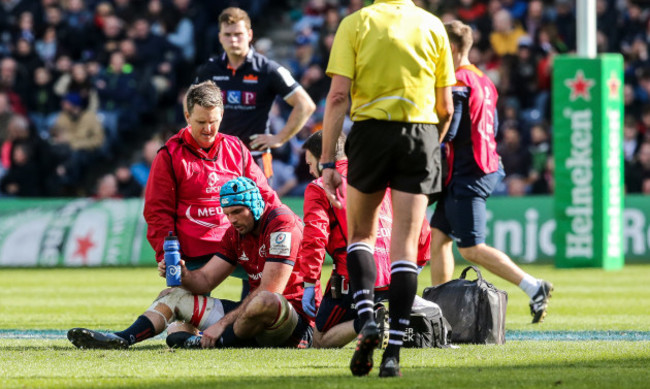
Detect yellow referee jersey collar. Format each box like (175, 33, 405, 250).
(373, 0, 414, 4)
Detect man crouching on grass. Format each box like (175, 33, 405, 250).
(67, 177, 313, 349)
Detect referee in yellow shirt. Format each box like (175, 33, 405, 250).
(320, 0, 456, 378)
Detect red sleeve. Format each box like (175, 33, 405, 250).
(241, 142, 281, 207)
(215, 227, 239, 265)
(143, 149, 177, 262)
(265, 214, 303, 266)
(416, 219, 431, 267)
(299, 183, 331, 284)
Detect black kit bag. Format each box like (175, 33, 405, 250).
(422, 266, 508, 345)
(401, 301, 453, 348)
(376, 301, 453, 349)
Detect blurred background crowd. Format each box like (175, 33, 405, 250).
(0, 0, 649, 198)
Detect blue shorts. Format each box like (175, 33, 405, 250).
(430, 167, 505, 248)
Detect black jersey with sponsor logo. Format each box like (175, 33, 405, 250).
(193, 49, 300, 148)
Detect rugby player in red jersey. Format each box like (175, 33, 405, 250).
(68, 177, 312, 349)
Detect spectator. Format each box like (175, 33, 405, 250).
(490, 9, 527, 57)
(1, 114, 30, 171)
(54, 62, 99, 112)
(506, 174, 529, 196)
(624, 83, 643, 120)
(0, 57, 30, 111)
(62, 0, 93, 59)
(94, 50, 138, 148)
(50, 92, 104, 184)
(112, 0, 139, 24)
(0, 114, 58, 196)
(531, 155, 554, 194)
(26, 66, 59, 139)
(0, 92, 15, 144)
(520, 0, 547, 42)
(0, 141, 42, 196)
(14, 38, 42, 76)
(626, 141, 650, 193)
(624, 114, 641, 162)
(596, 0, 619, 52)
(620, 1, 646, 52)
(639, 106, 650, 138)
(12, 11, 36, 43)
(498, 121, 532, 179)
(528, 121, 551, 178)
(114, 164, 142, 198)
(552, 0, 576, 51)
(289, 34, 319, 81)
(164, 0, 196, 65)
(508, 36, 538, 110)
(34, 26, 58, 67)
(92, 2, 115, 33)
(501, 0, 528, 20)
(130, 136, 162, 188)
(456, 0, 487, 25)
(130, 16, 179, 107)
(92, 14, 125, 63)
(93, 173, 120, 199)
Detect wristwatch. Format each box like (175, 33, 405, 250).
(318, 162, 337, 171)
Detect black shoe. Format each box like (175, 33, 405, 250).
(530, 280, 554, 323)
(379, 356, 401, 378)
(166, 331, 204, 349)
(67, 328, 129, 349)
(374, 303, 389, 350)
(183, 335, 203, 349)
(350, 321, 380, 376)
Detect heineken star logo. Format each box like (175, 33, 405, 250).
(607, 71, 621, 101)
(565, 70, 595, 102)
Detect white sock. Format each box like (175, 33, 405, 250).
(518, 274, 541, 299)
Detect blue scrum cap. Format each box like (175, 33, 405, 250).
(219, 177, 265, 221)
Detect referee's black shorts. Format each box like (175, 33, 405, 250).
(345, 119, 441, 195)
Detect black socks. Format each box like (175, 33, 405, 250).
(114, 315, 155, 345)
(384, 261, 418, 360)
(347, 242, 377, 326)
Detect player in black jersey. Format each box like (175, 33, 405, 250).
(193, 7, 315, 177)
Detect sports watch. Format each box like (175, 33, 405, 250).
(318, 162, 337, 171)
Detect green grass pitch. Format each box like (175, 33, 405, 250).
(1, 264, 649, 388)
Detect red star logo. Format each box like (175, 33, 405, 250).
(565, 70, 595, 102)
(73, 230, 95, 265)
(607, 71, 621, 100)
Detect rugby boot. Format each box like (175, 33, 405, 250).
(67, 328, 129, 349)
(166, 331, 201, 349)
(378, 356, 402, 378)
(374, 303, 389, 349)
(350, 321, 380, 376)
(529, 280, 554, 323)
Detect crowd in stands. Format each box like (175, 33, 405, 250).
(0, 0, 649, 198)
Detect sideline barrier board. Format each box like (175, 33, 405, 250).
(1, 196, 650, 267)
(0, 198, 153, 267)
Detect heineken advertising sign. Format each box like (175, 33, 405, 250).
(0, 198, 154, 266)
(552, 55, 624, 269)
(2, 196, 650, 268)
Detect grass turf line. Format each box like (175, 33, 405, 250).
(2, 264, 649, 331)
(1, 339, 648, 389)
(1, 264, 649, 388)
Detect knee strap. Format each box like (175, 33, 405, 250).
(146, 288, 225, 331)
(255, 293, 299, 347)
